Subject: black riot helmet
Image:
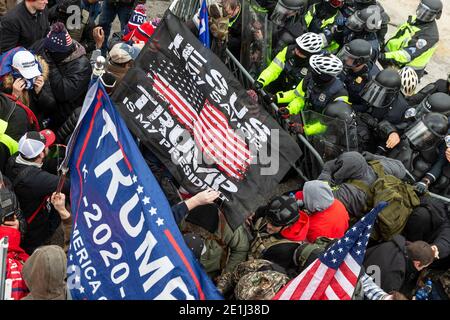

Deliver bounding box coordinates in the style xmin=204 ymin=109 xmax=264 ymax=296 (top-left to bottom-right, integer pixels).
xmin=337 ymin=39 xmax=373 ymax=68
xmin=416 ymin=0 xmax=443 ymax=22
xmin=323 ymin=101 xmax=357 ymax=126
xmin=417 ymin=92 xmax=450 ymax=117
xmin=405 ymin=112 xmax=448 ymax=151
xmin=266 ymin=195 xmax=300 ymax=227
xmin=346 ymin=5 xmax=383 ymax=33
xmin=361 ymin=68 xmax=401 ymax=108
xmin=270 ymin=0 xmax=308 ymax=26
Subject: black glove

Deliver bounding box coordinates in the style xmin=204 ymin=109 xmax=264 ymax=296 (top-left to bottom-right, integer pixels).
xmin=263 ymin=92 xmax=276 ymax=105
xmin=378 ymin=53 xmax=389 ymax=65
xmin=278 ymin=107 xmax=290 ymax=119
xmin=252 ymin=81 xmax=264 ymax=91
xmin=358 ymin=113 xmax=378 ymax=128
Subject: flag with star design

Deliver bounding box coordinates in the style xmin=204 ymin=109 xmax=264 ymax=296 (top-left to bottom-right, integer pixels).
xmin=273 ymin=202 xmax=388 ymax=300
xmin=112 ymin=10 xmax=302 ymax=231
xmin=65 ymin=81 xmax=222 ymax=300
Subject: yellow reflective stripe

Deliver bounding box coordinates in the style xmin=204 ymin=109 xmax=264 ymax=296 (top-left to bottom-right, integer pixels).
xmin=335 ymin=96 xmax=350 ymax=104
xmin=273 ymin=57 xmax=285 ymax=69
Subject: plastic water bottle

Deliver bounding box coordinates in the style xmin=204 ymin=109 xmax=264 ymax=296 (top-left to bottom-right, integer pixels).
xmin=415 ymin=279 xmax=433 ymax=300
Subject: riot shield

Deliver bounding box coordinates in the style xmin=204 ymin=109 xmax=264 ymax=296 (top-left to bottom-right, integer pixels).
xmin=302 ymin=110 xmax=358 ymax=162
xmin=240 ymin=0 xmax=274 ymax=79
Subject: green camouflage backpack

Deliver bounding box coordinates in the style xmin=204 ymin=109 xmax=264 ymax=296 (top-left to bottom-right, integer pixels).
xmin=293 ymin=237 xmax=335 ymax=272
xmin=348 ymin=160 xmax=420 ymax=242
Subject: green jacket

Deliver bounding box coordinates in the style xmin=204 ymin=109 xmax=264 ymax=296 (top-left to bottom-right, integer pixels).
xmin=385 ymin=16 xmax=439 ymax=71
xmin=182 ymin=218 xmax=250 ymax=277
xmin=304 ymin=3 xmax=341 ymax=53
xmin=0 ymin=118 xmax=18 ymax=156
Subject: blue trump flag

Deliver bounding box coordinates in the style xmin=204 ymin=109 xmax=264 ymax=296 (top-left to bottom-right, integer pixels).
xmin=199 ymin=0 xmax=210 ymax=47
xmin=66 ymin=81 xmax=222 ymax=300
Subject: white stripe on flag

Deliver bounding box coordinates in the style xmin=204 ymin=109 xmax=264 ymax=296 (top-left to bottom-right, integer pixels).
xmin=325 ymin=286 xmax=340 ymax=300
xmin=335 ymin=269 xmax=356 ymax=298
xmin=299 ymin=263 xmax=329 ymax=300
xmin=278 ymin=259 xmax=318 ymax=300
xmin=344 ymin=255 xmax=361 ymax=277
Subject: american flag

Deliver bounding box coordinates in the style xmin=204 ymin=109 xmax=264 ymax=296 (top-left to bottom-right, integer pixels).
xmin=273 ymin=202 xmax=388 ymax=300
xmin=151 ymin=59 xmax=252 ymax=180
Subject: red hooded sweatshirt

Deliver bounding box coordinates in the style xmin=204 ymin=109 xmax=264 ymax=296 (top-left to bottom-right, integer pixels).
xmin=0 ymin=226 xmax=29 ymax=300
xmin=295 ymin=191 xmax=349 ymax=242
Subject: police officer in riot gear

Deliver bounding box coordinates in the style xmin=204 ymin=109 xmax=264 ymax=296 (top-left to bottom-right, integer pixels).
xmin=303 ymin=0 xmax=346 ymax=53
xmin=380 ymin=0 xmax=442 ymax=78
xmin=388 ymin=113 xmax=448 ymax=193
xmin=304 ymin=101 xmax=359 ymax=160
xmin=339 ymin=5 xmax=382 ymax=61
xmin=404 ymin=92 xmax=450 ymax=123
xmin=270 ymin=0 xmax=310 ymax=53
xmin=274 ymin=53 xmax=349 ymax=116
xmin=357 ymin=68 xmax=410 ymax=153
xmin=337 ymin=39 xmax=380 ymax=106
xmin=408 ymin=73 xmax=450 ymax=106
xmin=254 ymin=32 xmax=323 ymax=96
xmin=341 ymin=0 xmax=390 ymax=45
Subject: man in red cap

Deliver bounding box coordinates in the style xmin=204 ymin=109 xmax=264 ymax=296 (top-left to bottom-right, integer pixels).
xmin=5 ymin=129 xmax=70 ymax=255
xmin=0 ymin=0 xmax=50 ymax=53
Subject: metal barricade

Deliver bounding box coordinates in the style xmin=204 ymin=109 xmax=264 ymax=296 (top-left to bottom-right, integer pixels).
xmin=0 ymin=237 xmax=8 ymax=300
xmin=170 ymin=0 xmax=201 ymax=21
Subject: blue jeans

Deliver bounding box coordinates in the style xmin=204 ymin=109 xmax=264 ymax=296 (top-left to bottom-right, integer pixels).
xmin=99 ymin=1 xmax=133 ymax=53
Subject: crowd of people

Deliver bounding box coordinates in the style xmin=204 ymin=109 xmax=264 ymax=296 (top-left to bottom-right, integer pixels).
xmin=0 ymin=0 xmax=449 ymax=301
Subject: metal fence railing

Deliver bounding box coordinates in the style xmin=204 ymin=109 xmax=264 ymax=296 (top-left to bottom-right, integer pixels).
xmin=0 ymin=237 xmax=8 ymax=300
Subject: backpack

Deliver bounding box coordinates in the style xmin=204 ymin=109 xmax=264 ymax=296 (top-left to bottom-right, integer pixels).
xmin=293 ymin=237 xmax=335 ymax=272
xmin=348 ymin=160 xmax=420 ymax=242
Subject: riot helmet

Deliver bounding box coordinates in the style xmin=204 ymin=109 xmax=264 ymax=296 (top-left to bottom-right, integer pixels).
xmin=323 ymin=101 xmax=357 ymax=126
xmin=416 ymin=0 xmax=443 ymax=22
xmin=266 ymin=195 xmax=300 ymax=227
xmin=346 ymin=5 xmax=382 ymax=33
xmin=415 ymin=92 xmax=450 ymax=118
xmin=361 ymin=68 xmax=401 ymax=108
xmin=337 ymin=39 xmax=373 ymax=68
xmin=405 ymin=112 xmax=448 ymax=151
xmin=270 ymin=0 xmax=308 ymax=26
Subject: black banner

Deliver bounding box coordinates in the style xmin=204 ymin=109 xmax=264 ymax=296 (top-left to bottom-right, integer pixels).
xmin=112 ymin=10 xmax=302 ymax=230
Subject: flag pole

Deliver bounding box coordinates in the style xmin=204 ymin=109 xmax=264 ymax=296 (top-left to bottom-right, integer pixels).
xmin=55 ymin=58 xmax=106 ymax=193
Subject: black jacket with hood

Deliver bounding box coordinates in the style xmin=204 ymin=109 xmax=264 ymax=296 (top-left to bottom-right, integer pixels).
xmin=0 ymin=1 xmax=50 ymax=53
xmin=363 ymin=235 xmax=419 ymax=296
xmin=5 ymin=155 xmax=70 ymax=254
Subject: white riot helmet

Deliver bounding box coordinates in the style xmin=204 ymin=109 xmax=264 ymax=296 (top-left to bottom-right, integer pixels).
xmin=399 ymin=67 xmax=419 ymax=97
xmin=309 ymin=54 xmax=343 ymax=76
xmin=295 ymin=32 xmax=324 ymax=55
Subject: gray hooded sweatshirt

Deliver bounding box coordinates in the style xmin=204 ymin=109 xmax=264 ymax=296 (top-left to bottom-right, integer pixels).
xmin=21 ymin=245 xmax=67 ymax=300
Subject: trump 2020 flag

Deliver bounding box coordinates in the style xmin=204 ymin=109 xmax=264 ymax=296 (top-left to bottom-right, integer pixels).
xmin=66 ymin=81 xmax=222 ymax=300
xmin=273 ymin=202 xmax=388 ymax=300
xmin=199 ymin=0 xmax=210 ymax=47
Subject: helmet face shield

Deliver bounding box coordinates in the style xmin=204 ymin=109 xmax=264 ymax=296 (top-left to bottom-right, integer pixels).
xmin=405 ymin=120 xmax=439 ymax=151
xmin=346 ymin=13 xmax=365 ymax=32
xmin=416 ymin=2 xmax=439 ymax=22
xmin=337 ymin=46 xmax=368 ymax=68
xmin=270 ymin=2 xmax=300 ymax=26
xmin=361 ymin=80 xmax=398 ymax=108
